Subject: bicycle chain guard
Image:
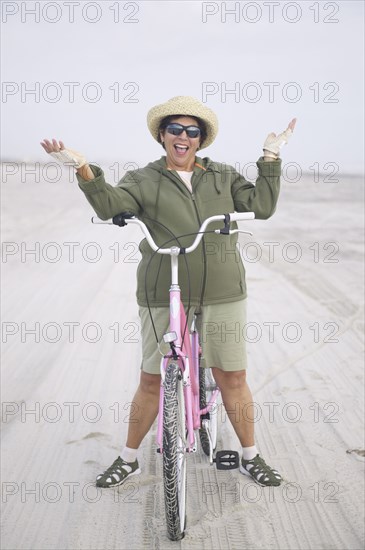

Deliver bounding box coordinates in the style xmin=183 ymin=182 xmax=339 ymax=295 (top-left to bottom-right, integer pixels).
xmin=213 ymin=450 xmax=240 ymax=470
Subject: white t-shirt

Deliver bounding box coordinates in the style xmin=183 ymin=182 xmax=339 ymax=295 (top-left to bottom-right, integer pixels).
xmin=176 ymin=170 xmax=193 ymax=193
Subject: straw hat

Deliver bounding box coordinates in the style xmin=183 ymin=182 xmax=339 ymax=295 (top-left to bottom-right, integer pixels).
xmin=147 ymin=96 xmax=218 ymax=149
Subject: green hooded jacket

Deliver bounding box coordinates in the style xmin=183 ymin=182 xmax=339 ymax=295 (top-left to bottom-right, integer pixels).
xmin=77 ymin=156 xmax=281 ymax=307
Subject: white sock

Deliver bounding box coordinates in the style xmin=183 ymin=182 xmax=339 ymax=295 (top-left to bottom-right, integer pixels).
xmin=121 ymin=446 xmax=138 ymax=463
xmin=242 ymin=445 xmax=258 ymax=461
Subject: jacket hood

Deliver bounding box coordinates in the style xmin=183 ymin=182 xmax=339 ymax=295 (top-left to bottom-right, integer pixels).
xmin=145 ymin=156 xmax=222 ymax=194
xmin=144 ymin=155 xmax=212 ymax=172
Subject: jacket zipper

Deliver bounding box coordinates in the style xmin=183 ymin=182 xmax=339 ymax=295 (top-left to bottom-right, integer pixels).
xmin=190 ymin=175 xmax=208 ymax=308
xmin=163 ymin=165 xmax=209 ymax=306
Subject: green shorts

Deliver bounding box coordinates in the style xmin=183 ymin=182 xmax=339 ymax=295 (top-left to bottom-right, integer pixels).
xmin=139 ymin=300 xmax=248 ymax=375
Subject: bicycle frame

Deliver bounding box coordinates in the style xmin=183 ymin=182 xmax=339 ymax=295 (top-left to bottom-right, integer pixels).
xmin=156 ymin=291 xmax=220 ymax=452
xmin=156 ymin=296 xmax=199 ymax=452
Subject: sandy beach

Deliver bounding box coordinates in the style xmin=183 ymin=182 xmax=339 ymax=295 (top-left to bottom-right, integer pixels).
xmin=1 ymin=165 xmax=364 ymax=549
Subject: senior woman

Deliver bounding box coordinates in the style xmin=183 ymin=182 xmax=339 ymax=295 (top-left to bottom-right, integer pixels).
xmin=41 ymin=96 xmax=296 ymax=489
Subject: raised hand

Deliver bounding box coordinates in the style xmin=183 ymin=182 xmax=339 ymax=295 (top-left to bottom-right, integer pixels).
xmin=40 ymin=139 xmax=87 ymax=169
xmin=263 ymin=118 xmax=297 ymax=159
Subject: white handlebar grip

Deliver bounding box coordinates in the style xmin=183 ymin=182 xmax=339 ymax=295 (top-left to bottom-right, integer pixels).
xmin=91 ymin=216 xmax=111 ymax=224
xmin=229 ymin=212 xmax=255 ymax=222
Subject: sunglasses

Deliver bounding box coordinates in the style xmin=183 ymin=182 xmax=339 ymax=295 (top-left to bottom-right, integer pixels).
xmin=165 ymin=123 xmax=201 ymax=139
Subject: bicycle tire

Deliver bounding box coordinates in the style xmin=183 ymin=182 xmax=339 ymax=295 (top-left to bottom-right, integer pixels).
xmin=199 ymin=367 xmax=218 ymax=459
xmin=162 ymin=362 xmax=187 ymax=541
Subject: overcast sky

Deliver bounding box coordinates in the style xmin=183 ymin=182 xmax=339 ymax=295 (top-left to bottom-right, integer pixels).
xmin=1 ymin=0 xmax=364 ymax=174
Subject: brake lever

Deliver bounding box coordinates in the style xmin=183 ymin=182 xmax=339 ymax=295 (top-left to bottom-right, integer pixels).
xmin=230 ymin=229 xmax=253 ymax=236
xmin=214 ymin=229 xmax=253 ymax=236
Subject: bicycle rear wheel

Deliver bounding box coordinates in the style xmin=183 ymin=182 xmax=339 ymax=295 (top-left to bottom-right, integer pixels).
xmin=199 ymin=367 xmax=218 ymax=462
xmin=162 ymin=362 xmax=187 ymax=541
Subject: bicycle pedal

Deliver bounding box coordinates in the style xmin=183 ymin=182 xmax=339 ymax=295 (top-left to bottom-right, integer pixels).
xmin=213 ymin=450 xmax=239 ymax=470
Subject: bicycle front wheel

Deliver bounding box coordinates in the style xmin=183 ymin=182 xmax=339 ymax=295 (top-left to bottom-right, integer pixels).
xmin=162 ymin=362 xmax=187 ymax=541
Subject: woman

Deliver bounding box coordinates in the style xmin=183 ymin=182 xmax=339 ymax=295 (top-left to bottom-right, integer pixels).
xmin=41 ymin=96 xmax=296 ymax=488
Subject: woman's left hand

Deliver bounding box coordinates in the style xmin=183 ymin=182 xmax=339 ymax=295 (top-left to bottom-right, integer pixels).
xmin=263 ymin=118 xmax=297 ymax=159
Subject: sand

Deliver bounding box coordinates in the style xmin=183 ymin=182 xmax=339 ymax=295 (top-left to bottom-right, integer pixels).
xmin=1 ymin=165 xmax=364 ymax=549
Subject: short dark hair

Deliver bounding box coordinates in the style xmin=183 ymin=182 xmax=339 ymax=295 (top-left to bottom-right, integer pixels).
xmin=158 ymin=115 xmax=207 ymax=149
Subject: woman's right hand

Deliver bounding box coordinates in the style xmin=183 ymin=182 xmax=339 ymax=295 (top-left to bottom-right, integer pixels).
xmin=40 ymin=138 xmax=95 ymax=181
xmin=40 ymin=138 xmax=87 ymax=169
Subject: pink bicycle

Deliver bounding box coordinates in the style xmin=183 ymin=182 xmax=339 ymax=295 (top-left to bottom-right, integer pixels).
xmin=93 ymin=211 xmax=255 ymax=541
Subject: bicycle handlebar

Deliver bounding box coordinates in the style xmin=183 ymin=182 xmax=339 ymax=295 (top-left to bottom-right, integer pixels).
xmin=228 ymin=212 xmax=254 ymax=222
xmin=91 ymin=212 xmax=255 ymax=255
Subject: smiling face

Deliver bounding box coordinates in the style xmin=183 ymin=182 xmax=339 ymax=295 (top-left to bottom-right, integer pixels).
xmin=159 ymin=116 xmax=202 ymax=171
